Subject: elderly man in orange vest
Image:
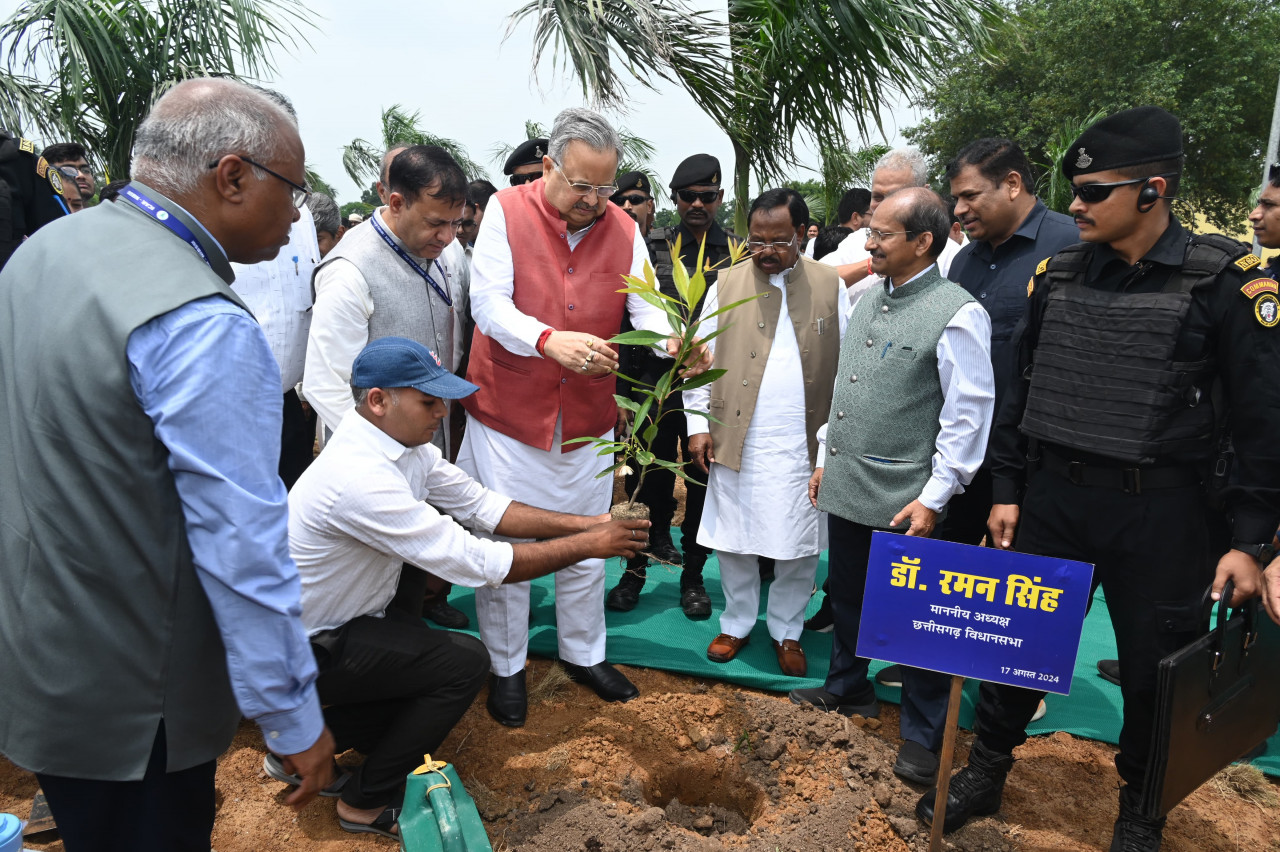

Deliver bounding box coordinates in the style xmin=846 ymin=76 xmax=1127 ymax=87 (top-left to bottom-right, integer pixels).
xmin=458 ymin=107 xmax=707 ymax=727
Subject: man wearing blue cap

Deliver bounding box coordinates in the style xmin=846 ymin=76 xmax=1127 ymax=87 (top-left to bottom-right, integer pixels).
xmin=282 ymin=336 xmax=649 ymax=838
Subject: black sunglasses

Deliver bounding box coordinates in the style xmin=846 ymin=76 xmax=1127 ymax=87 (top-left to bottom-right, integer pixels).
xmin=509 ymin=172 xmax=539 ymax=187
xmin=676 ymin=189 xmax=719 ymax=204
xmin=1069 ymin=173 xmax=1175 ymax=204
xmin=614 ymin=193 xmax=651 ymax=206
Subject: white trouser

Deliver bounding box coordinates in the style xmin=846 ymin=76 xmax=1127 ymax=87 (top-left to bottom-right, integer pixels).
xmin=717 ymin=551 xmax=820 ymax=643
xmin=457 ymin=416 xmax=611 ymax=677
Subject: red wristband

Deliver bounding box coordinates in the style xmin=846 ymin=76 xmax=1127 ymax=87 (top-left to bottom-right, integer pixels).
xmin=535 ymin=327 xmax=553 ymax=356
xmin=866 ymin=258 xmax=873 ymax=277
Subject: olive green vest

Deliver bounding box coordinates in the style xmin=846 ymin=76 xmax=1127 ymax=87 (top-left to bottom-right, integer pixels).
xmin=0 ymin=184 xmax=247 ymax=780
xmin=817 ymin=266 xmax=975 ymax=526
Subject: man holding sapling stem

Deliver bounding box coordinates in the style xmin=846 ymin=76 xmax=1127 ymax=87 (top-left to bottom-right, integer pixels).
xmin=458 ymin=107 xmax=710 ymax=727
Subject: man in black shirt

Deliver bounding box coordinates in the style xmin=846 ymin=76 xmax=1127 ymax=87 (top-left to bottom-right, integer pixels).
xmin=0 ymin=131 xmax=68 ymax=270
xmin=916 ymin=107 xmax=1280 ymax=852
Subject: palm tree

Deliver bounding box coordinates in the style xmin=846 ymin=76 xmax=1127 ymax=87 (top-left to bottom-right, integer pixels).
xmin=0 ymin=0 xmax=313 ymax=181
xmin=509 ymin=0 xmax=1005 ymax=233
xmin=491 ymin=118 xmax=661 ymax=187
xmin=342 ymin=105 xmax=488 ymax=188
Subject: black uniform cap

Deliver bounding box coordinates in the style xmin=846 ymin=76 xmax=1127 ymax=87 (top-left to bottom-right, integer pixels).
xmin=1062 ymin=106 xmax=1183 ymax=179
xmin=614 ymin=171 xmax=652 ymax=197
xmin=669 ymin=154 xmax=721 ymax=190
xmin=503 ymin=138 xmax=549 ymax=176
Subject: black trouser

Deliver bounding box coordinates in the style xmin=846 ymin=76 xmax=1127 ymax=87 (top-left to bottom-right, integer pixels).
xmin=933 ymin=465 xmax=993 ymax=546
xmin=971 ymin=466 xmax=1213 ymax=790
xmin=36 ymin=721 xmax=216 ymax=852
xmin=824 ymin=515 xmax=952 ymax=750
xmin=623 ymin=386 xmax=710 ymax=578
xmin=313 ymin=584 xmax=489 ymax=809
xmin=279 ymin=388 xmax=318 ymax=489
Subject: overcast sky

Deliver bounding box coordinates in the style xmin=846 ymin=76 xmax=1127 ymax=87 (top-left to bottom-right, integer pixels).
xmin=1 ymin=0 xmax=922 ymax=207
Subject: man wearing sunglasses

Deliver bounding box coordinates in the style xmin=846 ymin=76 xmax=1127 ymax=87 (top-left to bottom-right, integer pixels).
xmin=606 ymin=155 xmax=742 ymax=620
xmin=503 ymin=137 xmax=549 ymax=188
xmin=918 ymin=107 xmax=1280 ymax=852
xmin=42 ymin=141 xmax=96 ymax=202
xmin=459 ymin=108 xmax=706 ymax=726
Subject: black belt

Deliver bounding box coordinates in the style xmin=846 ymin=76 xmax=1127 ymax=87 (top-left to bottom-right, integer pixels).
xmin=1036 ymin=446 xmax=1201 ymax=494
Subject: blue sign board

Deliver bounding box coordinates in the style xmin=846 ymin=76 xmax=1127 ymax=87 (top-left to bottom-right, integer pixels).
xmin=856 ymin=533 xmax=1094 ymax=694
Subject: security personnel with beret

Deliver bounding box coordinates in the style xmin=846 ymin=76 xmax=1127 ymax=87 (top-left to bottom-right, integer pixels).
xmin=916 ymin=106 xmax=1280 ymax=851
xmin=502 ymin=137 xmax=549 ymax=187
xmin=0 ymin=130 xmax=69 ymax=271
xmin=605 ymin=154 xmax=742 ymax=619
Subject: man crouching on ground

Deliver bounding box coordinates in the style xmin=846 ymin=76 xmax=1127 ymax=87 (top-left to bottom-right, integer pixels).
xmin=274 ymin=336 xmax=650 ymax=838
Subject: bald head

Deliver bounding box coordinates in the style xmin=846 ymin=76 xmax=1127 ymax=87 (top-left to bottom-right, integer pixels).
xmin=378 ymin=146 xmax=409 ymax=205
xmin=880 ymin=188 xmax=950 ymax=259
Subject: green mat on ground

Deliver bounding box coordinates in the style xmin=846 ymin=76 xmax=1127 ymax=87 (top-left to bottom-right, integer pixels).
xmin=448 ymin=531 xmax=1279 ymax=778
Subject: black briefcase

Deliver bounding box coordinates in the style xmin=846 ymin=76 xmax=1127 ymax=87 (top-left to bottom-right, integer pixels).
xmin=1142 ymin=580 xmax=1280 ymax=818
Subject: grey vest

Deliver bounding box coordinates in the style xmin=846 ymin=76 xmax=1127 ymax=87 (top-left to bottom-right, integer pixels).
xmin=818 ymin=266 xmax=975 ymax=527
xmin=0 ymin=184 xmax=248 ymax=779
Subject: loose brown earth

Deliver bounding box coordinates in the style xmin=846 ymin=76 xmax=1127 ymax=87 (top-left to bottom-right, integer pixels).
xmin=3 ymin=661 xmax=1278 ymax=851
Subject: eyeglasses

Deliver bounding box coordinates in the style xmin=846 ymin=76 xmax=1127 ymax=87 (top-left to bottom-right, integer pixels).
xmin=867 ymin=229 xmax=916 ymax=242
xmin=1069 ymin=174 xmax=1176 ymax=204
xmin=746 ymin=235 xmax=797 ymax=252
xmin=551 ymin=161 xmax=617 ymax=198
xmin=509 ymin=172 xmax=539 ymax=187
xmin=208 ymin=154 xmax=310 ymax=208
xmin=56 ymin=165 xmax=81 ymax=180
xmin=615 ymin=194 xmax=651 ymax=206
xmin=676 ymin=189 xmax=719 ymax=205
xmin=58 ymin=163 xmax=93 ymax=177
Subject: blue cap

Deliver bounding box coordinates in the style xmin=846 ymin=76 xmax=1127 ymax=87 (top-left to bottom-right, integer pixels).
xmin=351 ymin=337 xmax=480 ymax=400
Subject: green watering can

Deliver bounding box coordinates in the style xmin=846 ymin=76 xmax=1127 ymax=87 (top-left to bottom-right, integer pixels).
xmin=399 ymin=755 xmax=492 ymax=852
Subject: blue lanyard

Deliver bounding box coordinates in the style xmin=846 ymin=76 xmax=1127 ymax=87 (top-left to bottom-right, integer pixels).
xmin=370 ymin=214 xmax=452 ymax=307
xmin=120 ymin=184 xmax=212 ymax=266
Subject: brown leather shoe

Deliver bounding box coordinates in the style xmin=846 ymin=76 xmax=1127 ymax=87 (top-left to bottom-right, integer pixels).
xmin=773 ymin=639 xmax=807 ymax=677
xmin=706 ymin=633 xmax=749 ymax=662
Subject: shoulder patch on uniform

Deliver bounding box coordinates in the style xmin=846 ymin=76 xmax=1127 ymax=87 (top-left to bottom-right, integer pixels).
xmin=47 ymin=168 xmax=63 ymax=196
xmin=1035 ymin=256 xmax=1050 ymax=276
xmin=1255 ymin=293 xmax=1280 ymax=327
xmin=1241 ymin=277 xmax=1278 ymax=299
xmin=18 ymin=138 xmax=34 ymax=154
xmin=1026 ymin=276 xmax=1035 ymax=297
xmin=35 ymin=155 xmax=48 ymax=178
xmin=1234 ymin=253 xmax=1262 ymax=272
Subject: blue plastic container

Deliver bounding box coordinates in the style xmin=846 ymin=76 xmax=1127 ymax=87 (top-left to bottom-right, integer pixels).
xmin=0 ymin=813 xmax=22 ymax=852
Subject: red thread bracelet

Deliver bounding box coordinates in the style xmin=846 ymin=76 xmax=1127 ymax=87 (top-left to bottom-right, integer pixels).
xmin=866 ymin=258 xmax=873 ymax=277
xmin=535 ymin=328 xmax=553 ymax=356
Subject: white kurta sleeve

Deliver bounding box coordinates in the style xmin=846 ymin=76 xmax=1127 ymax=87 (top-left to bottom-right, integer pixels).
xmin=469 ymin=200 xmax=550 ymax=357
xmin=304 ymin=259 xmax=374 ymax=433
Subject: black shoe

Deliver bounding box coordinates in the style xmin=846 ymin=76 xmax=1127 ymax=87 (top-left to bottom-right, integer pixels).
xmin=606 ymin=567 xmax=645 ymax=612
xmin=561 ymin=661 xmax=639 ymax=702
xmin=787 ymin=687 xmax=879 ymax=718
xmin=679 ymin=581 xmax=711 ymax=619
xmin=915 ymin=741 xmax=1014 ymax=833
xmin=803 ymin=596 xmax=834 ymax=632
xmin=423 ymin=600 xmax=470 ymax=629
xmin=486 ymin=671 xmax=527 ymax=727
xmin=875 ymin=664 xmax=904 ymax=688
xmin=758 ymin=556 xmax=775 ymax=583
xmin=1110 ymin=786 xmax=1165 ymax=851
xmin=648 ymin=533 xmax=682 ymax=565
xmin=894 ymin=740 xmax=940 ymax=785
xmin=1098 ymin=658 xmax=1121 ymax=686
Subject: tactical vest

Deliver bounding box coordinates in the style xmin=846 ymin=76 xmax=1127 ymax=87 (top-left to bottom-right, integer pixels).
xmin=1020 ymin=234 xmax=1246 ymax=465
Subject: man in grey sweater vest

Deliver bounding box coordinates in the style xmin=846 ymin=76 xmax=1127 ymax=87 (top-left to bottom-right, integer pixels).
xmin=791 ymin=188 xmax=995 ymax=787
xmin=0 ymin=78 xmax=334 ymax=850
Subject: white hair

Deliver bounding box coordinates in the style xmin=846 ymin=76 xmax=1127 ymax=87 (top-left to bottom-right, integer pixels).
xmin=132 ymin=78 xmax=297 ymax=195
xmin=547 ymin=107 xmax=620 ymax=165
xmin=874 ymin=147 xmax=929 ymax=187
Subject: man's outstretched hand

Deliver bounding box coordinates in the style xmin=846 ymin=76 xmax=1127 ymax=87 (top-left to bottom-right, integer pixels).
xmin=279 ymin=726 xmax=336 ymax=808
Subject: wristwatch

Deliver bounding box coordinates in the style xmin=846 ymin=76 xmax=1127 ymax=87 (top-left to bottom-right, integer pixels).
xmin=1230 ymin=539 xmax=1277 ymax=566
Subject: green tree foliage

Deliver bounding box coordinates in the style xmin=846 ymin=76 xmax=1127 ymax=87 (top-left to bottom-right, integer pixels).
xmin=343 ymin=105 xmax=488 ymax=187
xmin=340 ymin=200 xmax=373 ymax=219
xmin=905 ymin=0 xmax=1280 ymax=229
xmin=306 ymin=165 xmax=337 ymax=201
xmin=0 ymin=0 xmax=312 ymax=182
xmin=510 ymin=0 xmax=1004 ymax=234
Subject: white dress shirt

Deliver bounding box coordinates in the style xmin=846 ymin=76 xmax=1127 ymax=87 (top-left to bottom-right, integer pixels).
xmin=815 ymin=264 xmax=994 ymax=513
xmin=304 ymin=208 xmax=465 ymax=434
xmin=229 ymin=205 xmax=319 ymax=391
xmin=823 ymin=229 xmax=967 ymax=313
xmin=289 ymin=410 xmax=514 ymax=635
xmin=684 ymin=265 xmax=851 ymax=558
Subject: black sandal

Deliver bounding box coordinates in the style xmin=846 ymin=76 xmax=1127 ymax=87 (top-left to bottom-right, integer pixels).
xmin=339 ymin=805 xmax=400 ymax=839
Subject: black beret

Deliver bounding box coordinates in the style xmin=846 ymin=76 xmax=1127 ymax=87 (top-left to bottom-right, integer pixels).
xmin=614 ymin=171 xmax=652 ymax=196
xmin=669 ymin=154 xmax=722 ymax=190
xmin=503 ymin=137 xmax=549 ymax=176
xmin=1062 ymin=106 xmax=1183 ymax=179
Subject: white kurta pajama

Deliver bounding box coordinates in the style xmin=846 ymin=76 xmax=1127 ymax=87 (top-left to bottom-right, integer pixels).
xmin=457 ymin=199 xmax=666 ymax=677
xmin=686 ymin=267 xmax=850 ymax=643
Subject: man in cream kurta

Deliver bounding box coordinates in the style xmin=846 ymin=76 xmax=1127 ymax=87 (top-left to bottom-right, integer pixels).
xmin=686 ymin=189 xmax=849 ymax=678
